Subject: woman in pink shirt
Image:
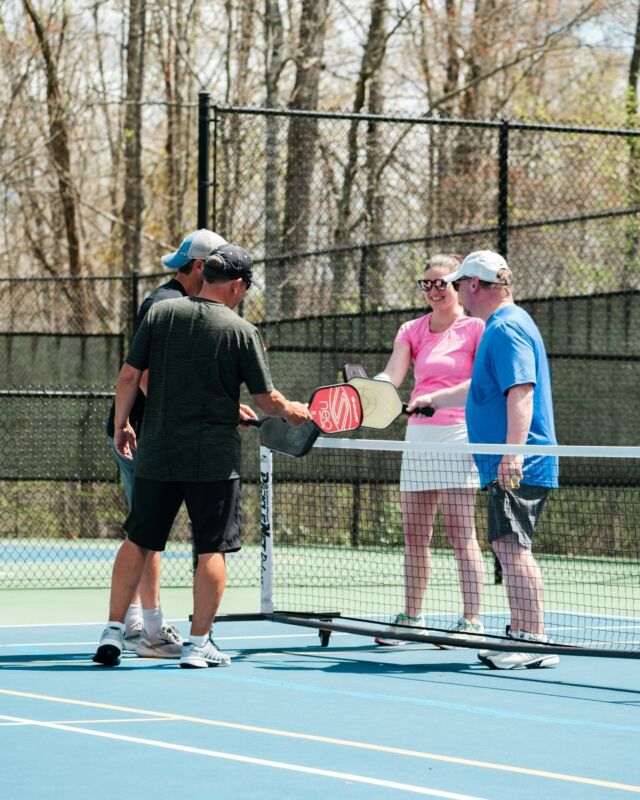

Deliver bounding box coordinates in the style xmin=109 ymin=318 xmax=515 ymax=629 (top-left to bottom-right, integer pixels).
xmin=375 ymin=253 xmax=486 ymax=646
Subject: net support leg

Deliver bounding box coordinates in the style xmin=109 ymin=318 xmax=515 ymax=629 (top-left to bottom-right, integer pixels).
xmin=260 ymin=445 xmax=274 ymax=614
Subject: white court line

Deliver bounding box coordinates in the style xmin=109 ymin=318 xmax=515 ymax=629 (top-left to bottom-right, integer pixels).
xmin=0 ymin=633 xmax=347 ymax=648
xmin=0 ymin=714 xmax=486 ymax=800
xmin=2 ymin=689 xmax=639 ymax=794
xmin=1 ymin=716 xmax=176 ymax=726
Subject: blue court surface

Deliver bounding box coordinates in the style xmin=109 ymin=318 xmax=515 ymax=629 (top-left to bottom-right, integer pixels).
xmin=1 ymin=618 xmax=639 ymax=800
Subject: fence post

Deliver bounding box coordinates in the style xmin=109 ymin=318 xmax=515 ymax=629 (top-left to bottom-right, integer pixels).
xmin=212 ymin=104 xmax=219 ymax=230
xmin=131 ymin=269 xmax=139 ymax=336
xmin=358 ymin=244 xmax=368 ymax=317
xmin=197 ymin=92 xmax=211 ymax=229
xmin=497 ymin=119 xmax=509 ymax=258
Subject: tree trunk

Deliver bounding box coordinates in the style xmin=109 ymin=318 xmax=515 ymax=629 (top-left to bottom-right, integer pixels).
xmin=219 ymin=0 xmax=255 ymax=239
xmin=264 ymin=0 xmax=285 ymax=320
xmin=280 ymin=0 xmax=329 ymax=317
xmin=332 ymin=0 xmax=389 ymax=312
xmin=157 ymin=0 xmax=197 ymax=244
xmin=122 ymin=0 xmax=146 ymax=301
xmin=625 ymin=0 xmax=640 ymax=288
xmin=22 ymin=0 xmax=86 ymax=329
xmin=364 ymin=0 xmax=388 ymax=309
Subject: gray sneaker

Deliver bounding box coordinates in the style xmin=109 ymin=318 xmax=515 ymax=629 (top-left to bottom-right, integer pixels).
xmin=124 ymin=620 xmax=143 ymax=651
xmin=437 ymin=617 xmax=485 ymax=650
xmin=374 ymin=614 xmax=424 ymax=646
xmin=180 ymin=637 xmax=231 ymax=668
xmin=134 ymin=624 xmax=185 ymax=659
xmin=93 ymin=625 xmax=125 ymax=667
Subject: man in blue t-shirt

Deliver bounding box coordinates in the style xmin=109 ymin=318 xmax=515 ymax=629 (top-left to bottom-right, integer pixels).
xmin=407 ymin=250 xmax=559 ymax=670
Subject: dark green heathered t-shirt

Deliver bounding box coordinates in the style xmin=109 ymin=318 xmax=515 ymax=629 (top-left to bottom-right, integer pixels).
xmin=126 ymin=296 xmax=273 ymax=481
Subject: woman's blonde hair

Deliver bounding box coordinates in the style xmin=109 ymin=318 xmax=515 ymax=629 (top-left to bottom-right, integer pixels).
xmin=427 ymin=253 xmax=462 ymax=273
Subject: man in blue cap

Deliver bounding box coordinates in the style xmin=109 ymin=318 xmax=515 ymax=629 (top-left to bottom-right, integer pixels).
xmin=106 ymin=229 xmax=257 ymax=660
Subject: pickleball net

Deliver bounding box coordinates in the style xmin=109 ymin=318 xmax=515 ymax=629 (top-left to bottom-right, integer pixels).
xmin=259 ymin=438 xmax=640 ymax=656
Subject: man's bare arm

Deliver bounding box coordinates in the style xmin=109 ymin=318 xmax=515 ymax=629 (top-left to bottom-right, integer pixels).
xmin=114 ymin=363 xmax=143 ymax=459
xmin=251 ymin=389 xmax=311 ymax=425
xmin=498 ymin=383 xmax=534 ymax=489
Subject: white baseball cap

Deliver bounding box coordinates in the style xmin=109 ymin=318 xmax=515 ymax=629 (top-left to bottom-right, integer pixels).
xmin=161 ymin=229 xmax=227 ymax=269
xmin=443 ymin=250 xmax=511 ymax=284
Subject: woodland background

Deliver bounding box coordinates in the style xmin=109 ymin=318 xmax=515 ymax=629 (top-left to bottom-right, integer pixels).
xmin=2 ymin=0 xmax=640 ymax=329
xmin=2 ymin=0 xmax=640 ymax=579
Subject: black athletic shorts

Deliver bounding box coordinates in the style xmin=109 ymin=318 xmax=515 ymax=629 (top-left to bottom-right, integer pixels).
xmin=485 ymin=481 xmax=550 ymax=548
xmin=125 ymin=476 xmax=242 ymax=554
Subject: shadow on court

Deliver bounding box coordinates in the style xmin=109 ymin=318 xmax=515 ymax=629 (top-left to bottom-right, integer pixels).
xmin=231 ymin=644 xmax=640 ymax=699
xmin=0 ymin=653 xmax=174 ymax=671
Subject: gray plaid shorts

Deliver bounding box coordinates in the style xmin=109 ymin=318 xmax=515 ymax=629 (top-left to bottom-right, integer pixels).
xmin=485 ymin=481 xmax=550 ymax=548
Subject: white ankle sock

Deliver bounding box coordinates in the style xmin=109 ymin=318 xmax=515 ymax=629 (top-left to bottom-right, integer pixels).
xmin=189 ymin=633 xmax=208 ymax=647
xmin=142 ymin=607 xmax=163 ymax=637
xmin=124 ymin=604 xmax=142 ymax=632
xmin=107 ymin=621 xmax=125 ymax=632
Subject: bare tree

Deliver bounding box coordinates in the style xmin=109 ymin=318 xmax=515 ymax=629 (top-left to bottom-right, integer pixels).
xmin=22 ymin=0 xmax=83 ymax=279
xmin=263 ymin=0 xmax=286 ymax=319
xmin=625 ymin=0 xmax=640 ymax=286
xmin=121 ymin=0 xmax=147 ymax=292
xmin=279 ymin=0 xmax=329 ymax=317
xmin=91 ymin=2 xmax=124 ymax=245
xmin=218 ymin=0 xmax=256 ymax=239
xmin=332 ymin=0 xmax=391 ymax=311
xmin=20 ymin=0 xmax=91 ymax=330
xmin=363 ymin=0 xmax=389 ymax=308
xmin=151 ymin=1 xmax=200 ymax=244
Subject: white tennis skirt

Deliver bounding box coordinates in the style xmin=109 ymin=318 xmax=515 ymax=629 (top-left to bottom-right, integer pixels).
xmin=400 ymin=423 xmax=480 ymax=492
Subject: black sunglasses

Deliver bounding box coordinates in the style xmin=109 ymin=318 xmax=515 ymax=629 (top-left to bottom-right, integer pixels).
xmin=451 ymin=277 xmax=471 ymax=291
xmin=417 ymin=278 xmax=448 ymax=292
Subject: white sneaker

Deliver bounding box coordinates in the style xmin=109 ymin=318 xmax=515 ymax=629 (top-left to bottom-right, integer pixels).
xmin=478 ymin=625 xmax=513 ymax=660
xmin=478 ymin=630 xmax=560 ymax=670
xmin=437 ymin=617 xmax=485 ymax=650
xmin=180 ymin=638 xmax=231 ymax=668
xmin=92 ymin=625 xmax=125 ymax=667
xmin=374 ymin=614 xmax=424 ymax=646
xmin=134 ymin=624 xmax=185 ymax=659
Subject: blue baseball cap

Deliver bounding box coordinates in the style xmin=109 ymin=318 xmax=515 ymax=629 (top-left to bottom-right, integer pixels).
xmin=161 ymin=229 xmax=227 ymax=269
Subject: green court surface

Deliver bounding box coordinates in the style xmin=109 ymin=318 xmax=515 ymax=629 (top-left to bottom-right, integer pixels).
xmin=0 ymin=586 xmax=260 ymax=626
xmin=2 ymin=541 xmax=638 ymax=652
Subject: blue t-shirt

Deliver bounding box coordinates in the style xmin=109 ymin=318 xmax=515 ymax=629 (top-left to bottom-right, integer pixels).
xmin=466 ymin=305 xmax=558 ymax=488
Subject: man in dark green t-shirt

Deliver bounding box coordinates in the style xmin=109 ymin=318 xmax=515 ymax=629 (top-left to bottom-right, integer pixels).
xmin=105 ymin=227 xmax=228 ymax=659
xmin=93 ymin=244 xmax=310 ymax=669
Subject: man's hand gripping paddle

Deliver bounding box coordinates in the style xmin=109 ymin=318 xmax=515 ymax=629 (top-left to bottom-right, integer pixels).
xmin=246 ymin=383 xmax=363 ymax=457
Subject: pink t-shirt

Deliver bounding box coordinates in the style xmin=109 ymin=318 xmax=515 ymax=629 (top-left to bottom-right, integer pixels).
xmin=395 ymin=313 xmax=485 ymax=426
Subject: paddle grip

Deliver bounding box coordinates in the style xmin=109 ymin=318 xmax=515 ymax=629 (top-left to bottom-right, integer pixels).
xmin=402 ymin=403 xmax=435 ymax=418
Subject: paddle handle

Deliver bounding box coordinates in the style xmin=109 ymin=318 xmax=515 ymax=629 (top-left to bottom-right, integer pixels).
xmin=402 ymin=403 xmax=435 ymax=418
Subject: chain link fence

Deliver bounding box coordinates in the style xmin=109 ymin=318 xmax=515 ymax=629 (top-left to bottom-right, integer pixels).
xmin=209 ymin=105 xmax=640 ymax=320
xmin=2 ymin=105 xmax=640 ymax=589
